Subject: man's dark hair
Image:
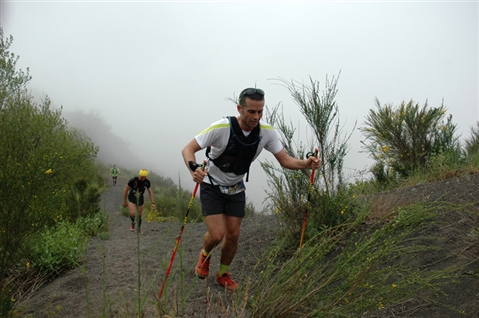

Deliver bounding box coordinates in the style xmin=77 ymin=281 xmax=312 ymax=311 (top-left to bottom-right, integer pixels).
xmin=239 ymin=88 xmax=265 ymax=107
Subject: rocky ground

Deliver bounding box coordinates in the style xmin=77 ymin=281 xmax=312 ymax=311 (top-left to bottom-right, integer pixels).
xmin=16 ymin=174 xmax=479 ymax=317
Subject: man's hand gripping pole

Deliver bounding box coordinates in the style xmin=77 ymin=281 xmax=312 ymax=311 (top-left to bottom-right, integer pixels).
xmin=298 ymin=148 xmax=319 ymax=254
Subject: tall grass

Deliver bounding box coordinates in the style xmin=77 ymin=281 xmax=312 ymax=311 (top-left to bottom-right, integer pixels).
xmin=240 ymin=200 xmax=466 ymax=317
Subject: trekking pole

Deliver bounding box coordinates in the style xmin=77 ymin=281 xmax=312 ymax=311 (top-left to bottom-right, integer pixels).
xmin=298 ymin=148 xmax=319 ymax=256
xmin=158 ymin=160 xmax=206 ymax=300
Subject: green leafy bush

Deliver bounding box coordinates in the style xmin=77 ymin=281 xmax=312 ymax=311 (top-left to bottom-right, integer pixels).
xmin=26 ymin=211 xmax=108 ymax=274
xmin=360 ymin=98 xmax=460 ymax=178
xmin=65 ymin=178 xmax=101 ymax=220
xmin=28 ymin=222 xmax=88 ymax=273
xmin=75 ymin=210 xmax=109 ymax=237
xmin=0 ymin=29 xmax=99 ymax=284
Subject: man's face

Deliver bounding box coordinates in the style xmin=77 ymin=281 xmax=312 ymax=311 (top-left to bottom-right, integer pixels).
xmin=138 ymin=176 xmax=147 ymax=181
xmin=237 ymin=97 xmax=264 ymax=131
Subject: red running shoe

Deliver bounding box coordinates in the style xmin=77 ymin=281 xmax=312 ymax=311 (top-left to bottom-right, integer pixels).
xmin=216 ymin=272 xmax=239 ymax=293
xmin=195 ymin=250 xmax=210 ymax=279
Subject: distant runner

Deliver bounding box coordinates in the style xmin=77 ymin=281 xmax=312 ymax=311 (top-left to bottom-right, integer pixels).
xmin=122 ymin=169 xmax=156 ymax=234
xmin=110 ymin=164 xmax=120 ymax=186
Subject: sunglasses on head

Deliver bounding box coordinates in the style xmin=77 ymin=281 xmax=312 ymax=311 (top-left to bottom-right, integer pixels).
xmin=239 ymin=88 xmax=265 ymax=99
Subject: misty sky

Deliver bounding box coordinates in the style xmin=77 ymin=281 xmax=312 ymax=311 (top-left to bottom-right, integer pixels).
xmin=1 ymin=1 xmax=478 ymax=210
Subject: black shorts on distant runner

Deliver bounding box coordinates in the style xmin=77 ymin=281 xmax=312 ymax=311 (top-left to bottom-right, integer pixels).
xmin=200 ymin=182 xmax=245 ymax=218
xmin=128 ymin=195 xmax=145 ymax=206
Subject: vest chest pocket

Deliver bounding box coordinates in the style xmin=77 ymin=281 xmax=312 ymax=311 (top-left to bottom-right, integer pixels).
xmin=217 ymin=155 xmax=235 ymax=172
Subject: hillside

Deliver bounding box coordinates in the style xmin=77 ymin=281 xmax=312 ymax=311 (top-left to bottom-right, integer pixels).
xmin=16 ymin=174 xmax=479 ymax=317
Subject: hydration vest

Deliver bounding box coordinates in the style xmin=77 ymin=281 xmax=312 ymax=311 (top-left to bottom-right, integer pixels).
xmin=129 ymin=177 xmax=149 ymax=196
xmin=206 ymin=116 xmax=261 ymax=181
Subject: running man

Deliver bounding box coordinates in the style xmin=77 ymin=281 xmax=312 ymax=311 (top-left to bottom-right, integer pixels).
xmin=122 ymin=169 xmax=156 ymax=234
xmin=110 ymin=164 xmax=120 ymax=186
xmin=181 ymin=87 xmax=320 ymax=292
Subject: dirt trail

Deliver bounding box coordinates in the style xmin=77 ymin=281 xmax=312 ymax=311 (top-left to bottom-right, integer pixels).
xmin=18 ymin=178 xmax=278 ymax=317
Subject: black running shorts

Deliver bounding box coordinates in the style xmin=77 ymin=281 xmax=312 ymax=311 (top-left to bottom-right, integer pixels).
xmin=128 ymin=195 xmax=144 ymax=206
xmin=199 ymin=182 xmax=245 ymax=218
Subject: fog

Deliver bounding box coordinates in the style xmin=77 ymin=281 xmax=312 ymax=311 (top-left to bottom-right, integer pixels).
xmin=2 ymin=1 xmax=478 ymax=210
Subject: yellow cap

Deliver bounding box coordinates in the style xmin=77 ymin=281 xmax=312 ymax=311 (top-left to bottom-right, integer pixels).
xmin=139 ymin=169 xmax=148 ymax=177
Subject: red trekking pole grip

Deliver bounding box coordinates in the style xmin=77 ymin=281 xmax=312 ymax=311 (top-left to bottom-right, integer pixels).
xmin=158 ymin=160 xmax=206 ymax=299
xmin=299 ymin=148 xmax=319 ymax=254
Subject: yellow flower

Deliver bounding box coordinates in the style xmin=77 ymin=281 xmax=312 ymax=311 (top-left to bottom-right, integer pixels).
xmin=26 ymin=262 xmax=30 ymax=268
xmin=45 ymin=169 xmax=53 ymax=174
xmin=341 ymin=210 xmax=345 ymax=215
xmin=392 ymin=284 xmax=397 ymax=288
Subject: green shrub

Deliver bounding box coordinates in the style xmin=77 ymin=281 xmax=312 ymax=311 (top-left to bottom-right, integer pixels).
xmin=308 ymin=188 xmax=361 ymax=231
xmin=263 ymin=75 xmax=356 ymax=246
xmin=26 ymin=211 xmax=107 ymax=274
xmin=28 ymin=222 xmax=88 ymax=273
xmin=360 ymin=98 xmax=460 ymax=178
xmin=65 ymin=179 xmax=101 ymax=220
xmin=0 ymin=29 xmax=100 ymax=282
xmin=75 ymin=210 xmax=109 ymax=237
xmin=408 ymin=148 xmax=464 ymax=183
xmin=370 ymin=161 xmax=399 ymax=189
